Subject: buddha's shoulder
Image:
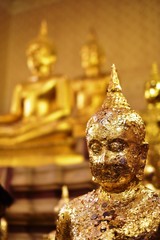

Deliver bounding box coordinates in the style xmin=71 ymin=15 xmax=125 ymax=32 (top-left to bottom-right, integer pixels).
xmin=59 ymin=189 xmax=97 ymax=214
xmin=137 ymin=185 xmax=160 ymax=210
xmin=139 ymin=185 xmax=160 ymax=198
xmin=70 ymin=189 xmax=97 ymax=204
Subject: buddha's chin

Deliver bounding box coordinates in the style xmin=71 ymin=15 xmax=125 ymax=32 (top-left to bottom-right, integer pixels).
xmin=94 ymin=175 xmax=133 ymax=192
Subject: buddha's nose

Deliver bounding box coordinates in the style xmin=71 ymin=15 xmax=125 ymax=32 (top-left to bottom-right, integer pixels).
xmin=98 ymin=152 xmax=113 ymax=165
xmin=98 ymin=152 xmax=106 ymax=164
xmin=102 ymin=150 xmax=115 ymax=163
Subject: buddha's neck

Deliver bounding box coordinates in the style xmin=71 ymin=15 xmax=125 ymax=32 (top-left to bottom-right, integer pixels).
xmin=98 ymin=181 xmax=142 ymax=202
xmin=30 ymin=72 xmax=52 ymax=82
xmin=38 ymin=66 xmax=53 ymax=78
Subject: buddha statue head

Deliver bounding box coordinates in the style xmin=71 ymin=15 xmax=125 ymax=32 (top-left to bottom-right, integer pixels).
xmin=26 ymin=20 xmax=57 ymax=78
xmin=81 ymin=29 xmax=105 ymax=77
xmin=145 ymin=63 xmax=160 ymax=107
xmin=86 ymin=65 xmax=148 ymax=193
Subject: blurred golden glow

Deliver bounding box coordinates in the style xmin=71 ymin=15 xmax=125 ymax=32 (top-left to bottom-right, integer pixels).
xmin=26 ymin=20 xmax=57 ymax=78
xmin=81 ymin=29 xmax=105 ymax=77
xmin=142 ymin=63 xmax=160 ymax=190
xmin=0 ymin=218 xmax=7 ymax=240
xmin=71 ymin=30 xmax=109 ymax=137
xmin=0 ymin=21 xmax=83 ymax=166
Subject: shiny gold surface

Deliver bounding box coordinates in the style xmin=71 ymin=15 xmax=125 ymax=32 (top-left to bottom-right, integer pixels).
xmin=71 ymin=30 xmax=109 ymax=137
xmin=55 ymin=65 xmax=160 ymax=239
xmin=0 ymin=21 xmax=83 ymax=166
xmin=142 ymin=63 xmax=160 ymax=189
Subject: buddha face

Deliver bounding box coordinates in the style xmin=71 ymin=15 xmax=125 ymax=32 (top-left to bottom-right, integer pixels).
xmin=86 ymin=110 xmax=148 ymax=192
xmin=81 ymin=43 xmax=104 ymax=77
xmin=81 ymin=45 xmax=99 ymax=69
xmin=27 ymin=42 xmax=56 ymax=77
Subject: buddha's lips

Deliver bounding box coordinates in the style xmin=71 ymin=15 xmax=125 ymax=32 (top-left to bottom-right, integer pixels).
xmin=92 ymin=163 xmax=131 ymax=181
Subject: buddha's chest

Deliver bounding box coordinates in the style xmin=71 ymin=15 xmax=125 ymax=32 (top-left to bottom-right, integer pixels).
xmin=70 ymin=201 xmax=159 ymax=240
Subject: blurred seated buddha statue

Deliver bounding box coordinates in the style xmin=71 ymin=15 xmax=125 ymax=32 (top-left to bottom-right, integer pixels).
xmin=71 ymin=29 xmax=110 ymax=138
xmin=0 ymin=21 xmax=71 ymax=144
xmin=0 ymin=21 xmax=83 ymax=165
xmin=55 ymin=65 xmax=160 ymax=240
xmin=142 ymin=63 xmax=160 ymax=189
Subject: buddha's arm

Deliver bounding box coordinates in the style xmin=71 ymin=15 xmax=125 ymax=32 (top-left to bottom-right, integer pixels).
xmin=55 ymin=208 xmax=71 ymax=240
xmin=11 ymin=110 xmax=71 ymax=144
xmin=0 ymin=84 xmax=23 ymax=124
xmin=10 ymin=84 xmax=23 ymax=116
xmin=11 ymin=77 xmax=72 ymax=134
xmin=0 ymin=107 xmax=70 ymax=139
xmin=56 ymin=77 xmax=72 ymax=113
xmin=0 ymin=77 xmax=72 ymax=142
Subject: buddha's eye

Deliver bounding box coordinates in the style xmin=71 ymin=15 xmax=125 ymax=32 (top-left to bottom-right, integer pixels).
xmin=89 ymin=140 xmax=102 ymax=155
xmin=108 ymin=138 xmax=128 ymax=152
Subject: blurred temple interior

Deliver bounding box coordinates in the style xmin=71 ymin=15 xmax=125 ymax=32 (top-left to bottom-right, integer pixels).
xmin=0 ymin=0 xmax=160 ymax=239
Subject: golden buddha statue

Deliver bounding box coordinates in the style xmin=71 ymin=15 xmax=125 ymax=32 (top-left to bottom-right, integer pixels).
xmin=55 ymin=65 xmax=160 ymax=239
xmin=142 ymin=63 xmax=160 ymax=189
xmin=0 ymin=21 xmax=82 ymax=166
xmin=0 ymin=20 xmax=71 ymax=143
xmin=71 ymin=29 xmax=110 ymax=138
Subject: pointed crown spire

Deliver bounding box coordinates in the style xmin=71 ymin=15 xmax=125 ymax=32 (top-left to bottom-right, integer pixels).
xmin=39 ymin=20 xmax=48 ymax=38
xmin=102 ymin=64 xmax=130 ymax=110
xmin=151 ymin=62 xmax=159 ymax=83
xmin=27 ymin=20 xmax=55 ymax=51
xmin=86 ymin=65 xmax=146 ymax=144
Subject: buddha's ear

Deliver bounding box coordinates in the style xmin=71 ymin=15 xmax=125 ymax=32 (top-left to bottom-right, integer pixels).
xmin=136 ymin=143 xmax=148 ymax=181
xmin=140 ymin=142 xmax=149 ymax=160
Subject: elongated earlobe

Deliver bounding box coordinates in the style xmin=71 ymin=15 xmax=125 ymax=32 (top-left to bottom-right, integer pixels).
xmin=136 ymin=143 xmax=148 ymax=181
xmin=141 ymin=143 xmax=149 ymax=160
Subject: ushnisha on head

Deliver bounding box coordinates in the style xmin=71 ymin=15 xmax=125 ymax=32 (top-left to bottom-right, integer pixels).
xmin=86 ymin=65 xmax=148 ymax=193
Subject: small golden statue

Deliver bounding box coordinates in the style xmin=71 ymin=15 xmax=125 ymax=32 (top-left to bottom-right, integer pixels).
xmin=54 ymin=185 xmax=69 ymax=214
xmin=0 ymin=21 xmax=82 ymax=166
xmin=71 ymin=29 xmax=110 ymax=137
xmin=55 ymin=65 xmax=160 ymax=239
xmin=43 ymin=186 xmax=69 ymax=240
xmin=0 ymin=218 xmax=7 ymax=240
xmin=142 ymin=63 xmax=160 ymax=189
